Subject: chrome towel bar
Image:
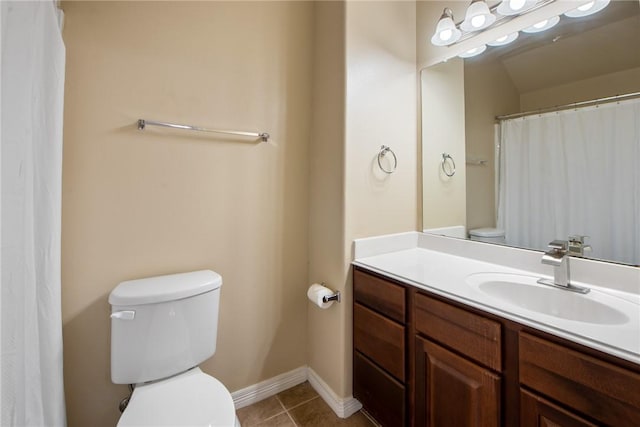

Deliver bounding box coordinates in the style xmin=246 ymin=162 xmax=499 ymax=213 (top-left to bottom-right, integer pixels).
xmin=137 ymin=119 xmax=270 ymax=142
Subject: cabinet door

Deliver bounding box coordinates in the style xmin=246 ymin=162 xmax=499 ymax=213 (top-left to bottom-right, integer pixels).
xmin=520 ymin=389 xmax=598 ymax=427
xmin=415 ymin=336 xmax=501 ymax=427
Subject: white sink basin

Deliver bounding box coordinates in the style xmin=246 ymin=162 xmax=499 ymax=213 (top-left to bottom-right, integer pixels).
xmin=466 ymin=273 xmax=630 ymax=325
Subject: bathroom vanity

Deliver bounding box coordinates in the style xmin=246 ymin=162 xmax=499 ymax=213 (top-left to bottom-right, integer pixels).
xmin=352 ymin=233 xmax=640 ymax=427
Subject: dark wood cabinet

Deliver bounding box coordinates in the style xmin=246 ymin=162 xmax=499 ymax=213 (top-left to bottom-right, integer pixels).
xmin=519 ymin=332 xmax=640 ymax=426
xmin=354 ymin=351 xmax=406 ymax=427
xmin=520 ymin=388 xmax=598 ymax=427
xmin=354 ymin=268 xmax=405 ymax=323
xmin=354 ymin=302 xmax=405 ymax=381
xmin=414 ymin=292 xmax=502 ymax=372
xmin=413 ymin=291 xmax=502 ymax=426
xmin=352 ymin=266 xmax=640 ymax=427
xmin=353 ymin=268 xmax=408 ymax=427
xmin=415 ymin=336 xmax=501 ymax=427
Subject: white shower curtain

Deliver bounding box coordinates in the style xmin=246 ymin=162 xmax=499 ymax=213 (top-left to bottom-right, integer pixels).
xmin=1 ymin=1 xmax=67 ymax=426
xmin=497 ymin=98 xmax=640 ymax=265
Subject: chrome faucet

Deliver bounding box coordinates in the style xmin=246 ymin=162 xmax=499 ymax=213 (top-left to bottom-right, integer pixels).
xmin=537 ymin=240 xmax=590 ymax=294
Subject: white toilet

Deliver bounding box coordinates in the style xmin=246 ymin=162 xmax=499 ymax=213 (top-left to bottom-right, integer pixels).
xmin=109 ymin=270 xmax=240 ymax=426
xmin=468 ymin=227 xmax=506 ymax=244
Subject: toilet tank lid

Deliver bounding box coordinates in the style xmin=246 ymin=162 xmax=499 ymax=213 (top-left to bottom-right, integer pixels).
xmin=109 ymin=270 xmax=222 ymax=306
xmin=469 ymin=228 xmax=505 ymax=238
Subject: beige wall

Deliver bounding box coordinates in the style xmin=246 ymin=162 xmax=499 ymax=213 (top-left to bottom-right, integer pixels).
xmin=306 ymin=0 xmax=418 ymax=399
xmin=307 ymin=0 xmax=348 ymax=398
xmin=61 ymin=2 xmax=313 ymax=426
xmin=421 ymin=60 xmax=466 ymax=229
xmin=343 ymin=0 xmax=418 ymax=394
xmin=345 ymin=0 xmax=418 ymax=239
xmin=417 ymin=1 xmax=469 ymax=231
xmin=521 ymin=66 xmax=640 ymax=111
xmin=62 ymin=2 xmax=418 ymax=424
xmin=464 ymin=60 xmax=520 ymax=230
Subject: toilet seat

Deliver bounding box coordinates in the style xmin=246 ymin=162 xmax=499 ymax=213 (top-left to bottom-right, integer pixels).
xmin=118 ymin=367 xmax=237 ymax=427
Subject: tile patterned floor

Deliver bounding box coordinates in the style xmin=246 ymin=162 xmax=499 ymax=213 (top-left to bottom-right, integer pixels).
xmin=236 ymin=382 xmax=377 ymax=426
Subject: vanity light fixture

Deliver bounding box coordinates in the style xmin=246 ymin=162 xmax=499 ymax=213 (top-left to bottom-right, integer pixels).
xmin=430 ymin=0 xmax=547 ymax=48
xmin=458 ymin=44 xmax=487 ymax=58
xmin=429 ymin=0 xmax=611 ymax=57
xmin=461 ymin=0 xmax=496 ymax=32
xmin=522 ymin=15 xmax=560 ymax=33
xmin=564 ymin=0 xmax=610 ymax=18
xmin=487 ymin=32 xmax=519 ymax=46
xmin=431 ymin=8 xmax=462 ymax=46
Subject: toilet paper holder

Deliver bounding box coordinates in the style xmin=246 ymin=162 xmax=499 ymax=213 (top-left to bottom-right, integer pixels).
xmin=321 ymin=283 xmax=341 ymax=304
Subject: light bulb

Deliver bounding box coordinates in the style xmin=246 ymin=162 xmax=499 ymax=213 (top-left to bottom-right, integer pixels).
xmin=458 ymin=44 xmax=487 ymax=58
xmin=578 ymin=1 xmax=595 ymax=12
xmin=471 ymin=14 xmax=486 ymax=28
xmin=440 ymin=29 xmax=453 ymax=41
xmin=487 ymin=32 xmax=519 ymax=47
xmin=534 ymin=19 xmax=548 ymax=29
xmin=565 ymin=0 xmax=609 ymax=18
xmin=431 ymin=8 xmax=462 ymax=46
xmin=461 ymin=0 xmax=495 ymax=32
xmin=522 ymin=15 xmax=559 ymax=33
xmin=510 ymin=0 xmax=526 ymax=11
xmin=497 ymin=0 xmax=537 ymax=17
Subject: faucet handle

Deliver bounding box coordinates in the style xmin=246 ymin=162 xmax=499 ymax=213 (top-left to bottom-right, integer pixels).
xmin=568 ymin=235 xmax=591 ymax=257
xmin=569 ymin=235 xmax=589 ymax=244
xmin=541 ymin=240 xmax=567 ymax=266
xmin=547 ymin=240 xmax=568 ymax=251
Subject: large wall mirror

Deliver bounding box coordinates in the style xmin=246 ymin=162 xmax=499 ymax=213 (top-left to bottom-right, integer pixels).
xmin=421 ymin=0 xmax=640 ymax=266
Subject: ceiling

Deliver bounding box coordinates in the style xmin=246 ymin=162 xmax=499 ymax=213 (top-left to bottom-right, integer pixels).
xmin=468 ymin=1 xmax=640 ymax=94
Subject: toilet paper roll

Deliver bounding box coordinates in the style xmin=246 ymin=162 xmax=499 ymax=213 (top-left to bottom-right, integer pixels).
xmin=307 ymin=283 xmax=335 ymax=309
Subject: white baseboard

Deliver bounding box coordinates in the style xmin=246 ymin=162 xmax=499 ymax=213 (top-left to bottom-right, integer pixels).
xmin=231 ymin=366 xmax=307 ymax=409
xmin=230 ymin=366 xmax=362 ymax=419
xmin=307 ymin=367 xmax=362 ymax=419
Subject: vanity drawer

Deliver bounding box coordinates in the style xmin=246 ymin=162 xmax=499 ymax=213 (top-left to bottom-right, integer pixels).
xmin=519 ymin=332 xmax=640 ymax=426
xmin=414 ymin=292 xmax=502 ymax=371
xmin=520 ymin=388 xmax=598 ymax=427
xmin=354 ymin=268 xmax=405 ymax=323
xmin=354 ymin=302 xmax=405 ymax=381
xmin=354 ymin=351 xmax=406 ymax=427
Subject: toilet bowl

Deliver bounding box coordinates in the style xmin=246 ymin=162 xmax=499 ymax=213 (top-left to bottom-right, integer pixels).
xmin=118 ymin=368 xmax=239 ymax=427
xmin=109 ymin=270 xmax=240 ymax=427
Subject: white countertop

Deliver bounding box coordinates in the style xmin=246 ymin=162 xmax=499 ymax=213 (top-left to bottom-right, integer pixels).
xmin=353 ymin=232 xmax=640 ymax=365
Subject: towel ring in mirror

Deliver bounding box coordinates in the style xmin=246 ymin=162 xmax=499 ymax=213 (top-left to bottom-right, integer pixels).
xmin=377 ymin=145 xmax=397 ymax=174
xmin=441 ymin=153 xmax=456 ymax=177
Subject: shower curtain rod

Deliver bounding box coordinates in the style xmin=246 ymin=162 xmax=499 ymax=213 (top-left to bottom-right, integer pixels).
xmin=496 ymin=91 xmax=640 ymax=121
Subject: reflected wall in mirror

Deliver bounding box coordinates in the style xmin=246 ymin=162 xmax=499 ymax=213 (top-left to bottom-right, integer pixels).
xmin=421 ymin=0 xmax=640 ymax=265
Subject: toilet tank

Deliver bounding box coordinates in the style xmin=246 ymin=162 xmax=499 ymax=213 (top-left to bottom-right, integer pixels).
xmin=109 ymin=270 xmax=222 ymax=384
xmin=468 ymin=228 xmax=506 ymax=244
